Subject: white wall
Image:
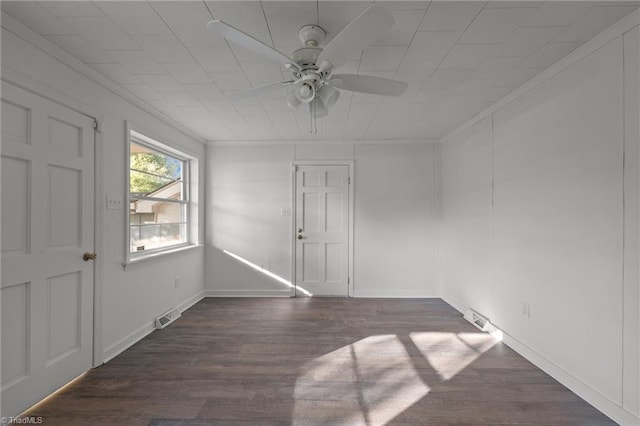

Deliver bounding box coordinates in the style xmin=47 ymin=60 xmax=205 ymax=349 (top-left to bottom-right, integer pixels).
xmin=353 ymin=144 xmax=436 ymax=297
xmin=441 ymin=21 xmax=640 ymax=425
xmin=206 ymin=142 xmax=438 ymax=297
xmin=440 ymin=117 xmax=493 ymax=318
xmin=622 ymin=26 xmax=640 ymax=417
xmin=206 ymin=145 xmax=292 ymax=296
xmin=1 ymin=20 xmax=206 ymax=363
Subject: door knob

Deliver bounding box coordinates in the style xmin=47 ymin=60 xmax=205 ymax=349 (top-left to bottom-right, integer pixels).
xmin=297 ymin=235 xmax=303 ymax=240
xmin=83 ymin=252 xmax=97 ymax=261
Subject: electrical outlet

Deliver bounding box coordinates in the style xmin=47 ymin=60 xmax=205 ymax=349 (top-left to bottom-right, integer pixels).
xmin=174 ymin=277 xmax=181 ymax=288
xmin=522 ymin=302 xmax=530 ymax=318
xmin=106 ymin=194 xmax=123 ymax=210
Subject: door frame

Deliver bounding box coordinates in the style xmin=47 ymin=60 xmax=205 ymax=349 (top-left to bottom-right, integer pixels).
xmin=290 ymin=160 xmax=355 ymax=297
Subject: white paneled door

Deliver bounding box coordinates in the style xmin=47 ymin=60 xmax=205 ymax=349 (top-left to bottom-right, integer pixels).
xmin=295 ymin=165 xmax=350 ymax=296
xmin=1 ymin=83 xmax=95 ymax=418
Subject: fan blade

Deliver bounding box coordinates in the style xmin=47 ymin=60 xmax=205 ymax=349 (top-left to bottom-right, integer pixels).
xmin=229 ymin=81 xmax=293 ymax=101
xmin=330 ymin=74 xmax=407 ymax=96
xmin=317 ymin=6 xmax=394 ymax=70
xmin=207 ymin=20 xmax=298 ymax=70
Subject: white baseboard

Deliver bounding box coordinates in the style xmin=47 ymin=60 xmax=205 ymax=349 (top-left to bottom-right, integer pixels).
xmin=441 ymin=291 xmax=468 ymax=314
xmin=177 ymin=290 xmax=205 ymax=312
xmin=102 ymin=321 xmax=155 ymax=364
xmin=204 ymin=289 xmax=292 ymax=297
xmin=101 ymin=290 xmax=205 ymax=364
xmin=352 ymin=290 xmax=439 ymax=298
xmin=441 ymin=293 xmax=640 ymax=426
xmin=501 ymin=330 xmax=639 ymax=425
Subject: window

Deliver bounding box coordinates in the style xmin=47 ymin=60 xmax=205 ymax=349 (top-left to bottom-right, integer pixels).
xmin=127 ymin=129 xmax=192 ymax=259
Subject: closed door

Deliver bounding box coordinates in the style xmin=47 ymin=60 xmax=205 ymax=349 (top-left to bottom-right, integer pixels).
xmin=1 ymin=83 xmax=95 ymax=418
xmin=295 ymin=165 xmax=350 ymax=296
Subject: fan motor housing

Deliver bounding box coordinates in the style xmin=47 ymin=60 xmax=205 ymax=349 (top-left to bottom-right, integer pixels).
xmin=299 ymin=25 xmax=326 ymax=47
xmin=290 ymin=47 xmax=322 ymax=69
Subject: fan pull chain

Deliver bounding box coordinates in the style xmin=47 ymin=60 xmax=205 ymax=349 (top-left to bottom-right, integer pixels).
xmin=309 ymin=99 xmax=318 ymax=134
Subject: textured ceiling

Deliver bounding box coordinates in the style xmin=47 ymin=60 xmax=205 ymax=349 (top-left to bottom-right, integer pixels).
xmin=2 ymin=1 xmax=638 ymax=141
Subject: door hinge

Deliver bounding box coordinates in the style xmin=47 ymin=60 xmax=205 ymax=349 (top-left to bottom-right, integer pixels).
xmin=92 ymin=120 xmax=98 ymax=129
xmin=348 ymin=277 xmax=350 ymax=284
xmin=348 ymin=177 xmax=351 ymax=185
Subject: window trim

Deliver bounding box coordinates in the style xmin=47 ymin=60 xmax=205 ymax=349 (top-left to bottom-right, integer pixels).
xmin=125 ymin=124 xmax=196 ymax=265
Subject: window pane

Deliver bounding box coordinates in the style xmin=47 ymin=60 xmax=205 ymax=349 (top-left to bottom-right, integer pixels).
xmin=130 ymin=169 xmax=173 ymax=195
xmin=140 ymin=224 xmax=160 ymax=241
xmin=130 ymin=142 xmax=184 ymax=199
xmin=155 ymin=202 xmax=182 ymax=223
xmin=130 ymin=200 xmax=183 ymax=222
xmin=129 ymin=200 xmax=186 ymax=252
xmin=160 ymin=223 xmax=184 ymax=240
xmin=129 ymin=212 xmax=156 ymax=225
xmin=129 ymin=133 xmax=190 ymax=257
xmin=130 ymin=225 xmax=141 ymax=248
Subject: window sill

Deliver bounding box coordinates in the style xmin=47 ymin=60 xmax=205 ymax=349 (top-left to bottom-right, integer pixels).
xmin=123 ymin=244 xmax=203 ymax=271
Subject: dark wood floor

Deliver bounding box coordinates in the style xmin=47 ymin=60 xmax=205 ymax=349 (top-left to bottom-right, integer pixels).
xmin=20 ymin=298 xmax=615 ymax=425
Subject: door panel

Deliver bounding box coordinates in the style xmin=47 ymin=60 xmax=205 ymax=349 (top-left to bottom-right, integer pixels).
xmin=1 ymin=156 xmax=30 ymax=254
xmin=47 ymin=272 xmax=81 ymax=362
xmin=303 ymin=192 xmax=320 ymax=232
xmin=48 ymin=117 xmax=83 ymax=156
xmin=325 ymin=243 xmax=342 ymax=282
xmin=302 ymin=243 xmax=320 ymax=282
xmin=1 ymin=100 xmax=30 ymax=145
xmin=48 ymin=165 xmax=83 ymax=248
xmin=1 ymin=83 xmax=95 ymax=418
xmin=295 ymin=165 xmax=349 ymax=296
xmin=325 ymin=193 xmax=343 ymax=232
xmin=1 ymin=282 xmax=30 ymax=388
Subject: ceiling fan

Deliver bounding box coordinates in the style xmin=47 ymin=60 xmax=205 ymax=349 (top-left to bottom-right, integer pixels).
xmin=206 ymin=5 xmax=408 ymax=132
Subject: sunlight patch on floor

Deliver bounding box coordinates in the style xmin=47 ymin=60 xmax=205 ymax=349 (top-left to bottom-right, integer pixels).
xmin=293 ymin=335 xmax=430 ymax=426
xmin=409 ymin=332 xmax=498 ymax=381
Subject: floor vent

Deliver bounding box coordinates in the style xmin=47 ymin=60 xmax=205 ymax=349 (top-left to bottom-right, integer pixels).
xmin=155 ymin=308 xmax=181 ymax=330
xmin=463 ymin=309 xmax=490 ymax=332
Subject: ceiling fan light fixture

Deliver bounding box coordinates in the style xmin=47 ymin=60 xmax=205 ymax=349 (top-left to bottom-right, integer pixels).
xmin=318 ymin=85 xmax=340 ymax=107
xmin=287 ymin=90 xmax=301 ymax=109
xmin=294 ymin=80 xmax=316 ymax=103
xmin=313 ymin=97 xmax=329 ymax=118
xmin=317 ymin=60 xmax=332 ymax=74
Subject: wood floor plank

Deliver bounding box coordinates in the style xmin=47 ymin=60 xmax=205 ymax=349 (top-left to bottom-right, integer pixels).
xmin=17 ymin=298 xmax=616 ymax=425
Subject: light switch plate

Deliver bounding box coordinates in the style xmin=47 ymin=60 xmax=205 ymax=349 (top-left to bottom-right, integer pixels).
xmin=281 ymin=207 xmax=292 ymax=217
xmin=106 ymin=194 xmax=123 ymax=210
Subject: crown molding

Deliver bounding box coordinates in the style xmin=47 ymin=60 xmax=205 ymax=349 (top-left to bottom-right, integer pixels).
xmin=206 ymin=138 xmax=440 ymax=146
